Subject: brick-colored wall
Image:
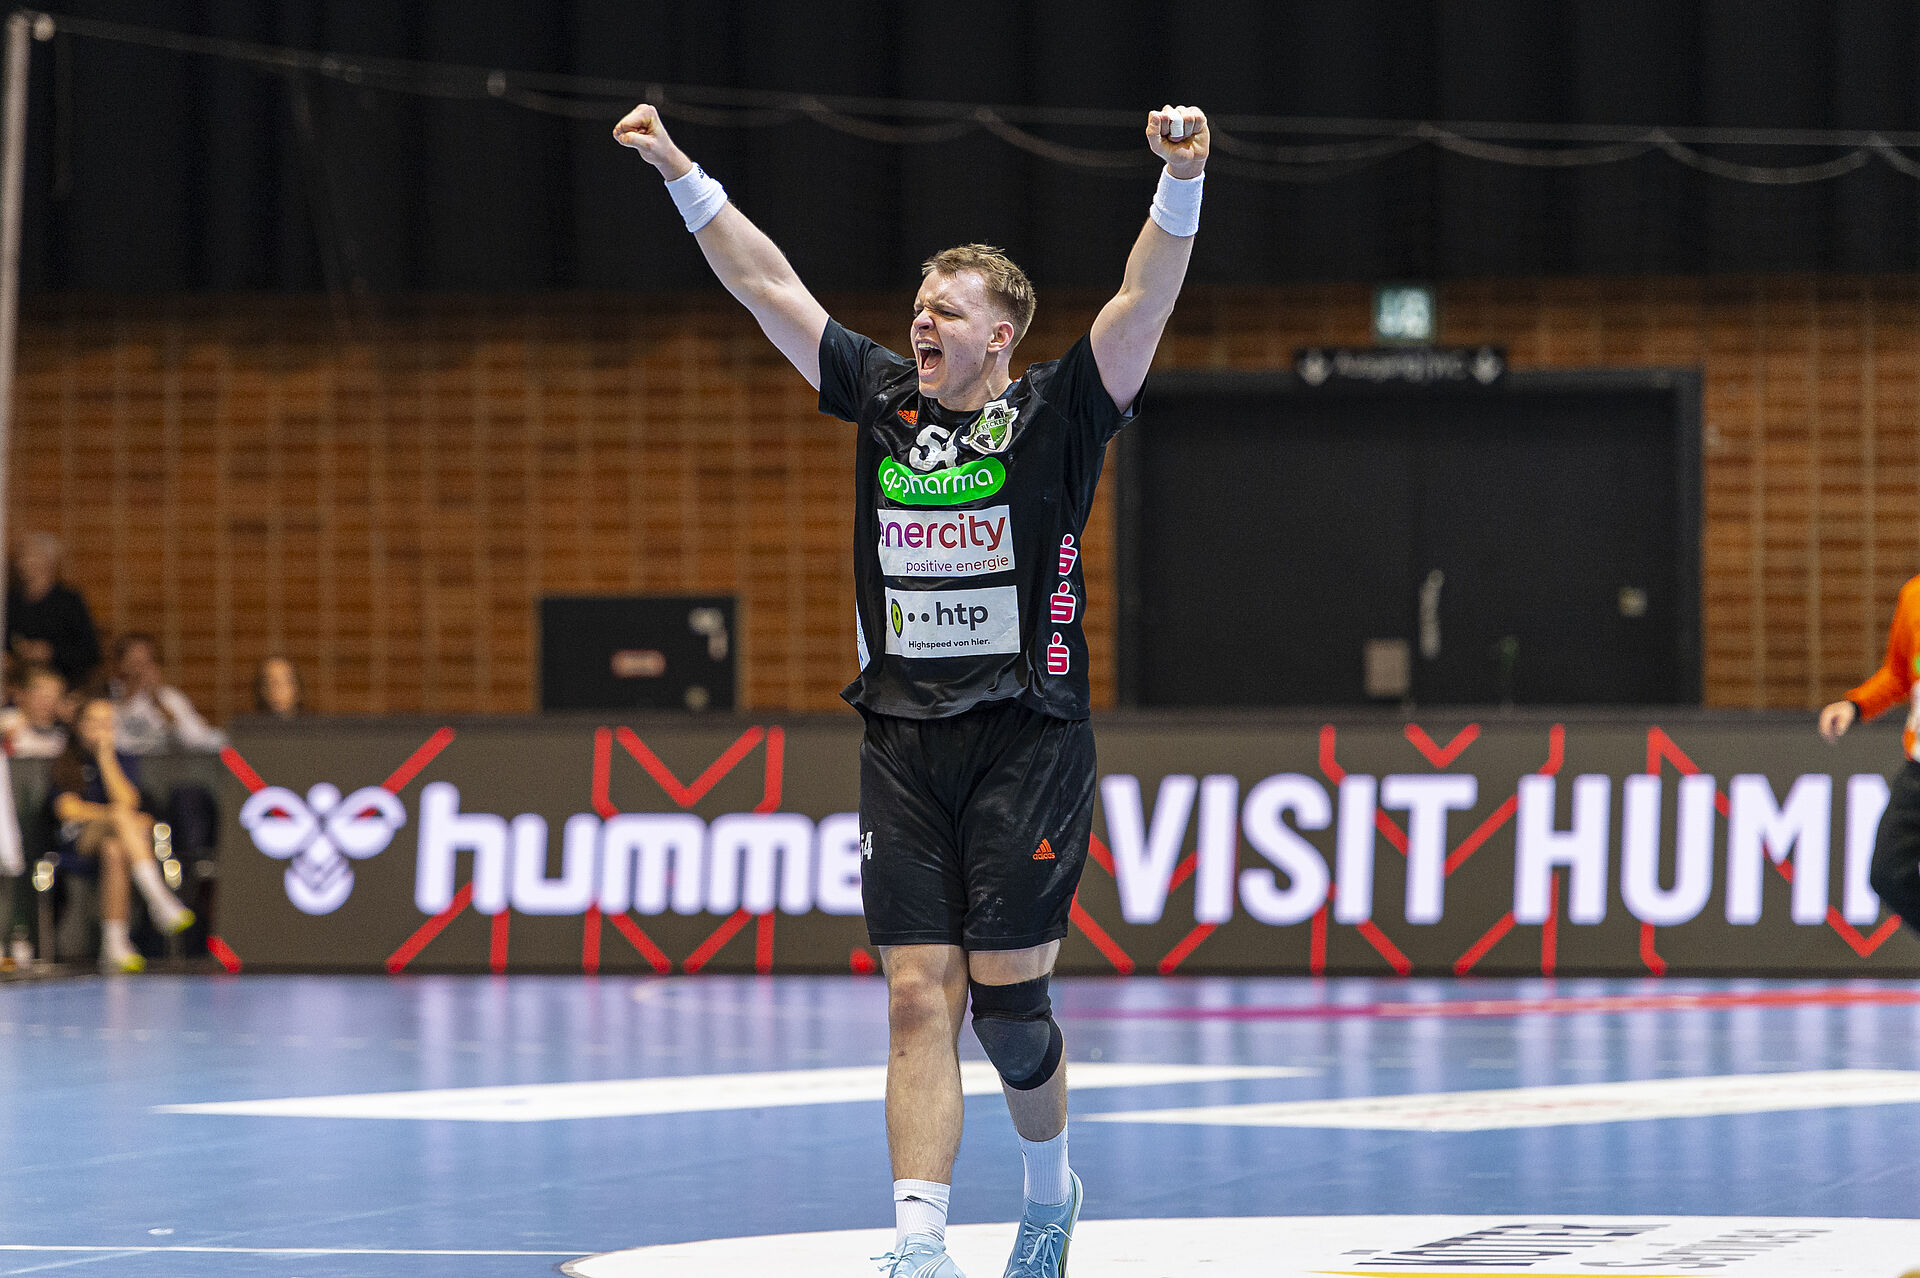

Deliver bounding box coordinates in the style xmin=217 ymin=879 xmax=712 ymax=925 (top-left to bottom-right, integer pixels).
xmin=11 ymin=277 xmax=1919 ymax=720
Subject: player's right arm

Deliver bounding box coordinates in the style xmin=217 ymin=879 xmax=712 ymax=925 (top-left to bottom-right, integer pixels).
xmin=614 ymin=104 xmax=829 ymax=389
xmin=1823 ymin=577 xmax=1920 ymax=741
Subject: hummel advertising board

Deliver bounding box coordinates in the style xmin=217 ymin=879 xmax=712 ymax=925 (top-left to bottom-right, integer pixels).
xmin=213 ymin=713 xmax=1920 ymax=975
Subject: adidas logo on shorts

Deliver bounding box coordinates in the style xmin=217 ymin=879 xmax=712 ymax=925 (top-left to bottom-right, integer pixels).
xmin=1032 ymin=838 xmax=1055 ymax=861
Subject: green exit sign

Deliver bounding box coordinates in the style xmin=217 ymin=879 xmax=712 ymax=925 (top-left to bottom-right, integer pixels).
xmin=1374 ymin=284 xmax=1436 ymax=345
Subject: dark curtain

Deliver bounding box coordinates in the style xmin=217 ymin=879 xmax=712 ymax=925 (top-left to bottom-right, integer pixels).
xmin=21 ymin=0 xmax=1920 ymax=294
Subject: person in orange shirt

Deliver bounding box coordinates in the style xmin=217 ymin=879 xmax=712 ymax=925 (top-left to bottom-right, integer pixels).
xmin=1821 ymin=575 xmax=1920 ymax=929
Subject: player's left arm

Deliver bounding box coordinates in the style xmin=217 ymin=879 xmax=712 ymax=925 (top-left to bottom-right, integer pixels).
xmin=1090 ymin=105 xmax=1209 ymax=414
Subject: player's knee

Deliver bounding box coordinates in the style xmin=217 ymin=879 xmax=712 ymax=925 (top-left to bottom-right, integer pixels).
xmin=969 ymin=975 xmax=1063 ymax=1091
xmin=887 ymin=968 xmax=956 ymax=1036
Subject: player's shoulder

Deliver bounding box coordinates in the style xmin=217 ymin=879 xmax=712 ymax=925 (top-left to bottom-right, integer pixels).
xmin=824 ymin=318 xmax=889 ymax=356
xmin=823 ymin=321 xmax=913 ymax=406
xmin=1015 ymin=334 xmax=1095 ymax=394
xmin=831 ymin=323 xmax=912 ymax=374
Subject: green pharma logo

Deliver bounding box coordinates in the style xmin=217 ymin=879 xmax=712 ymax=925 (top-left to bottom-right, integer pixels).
xmin=878 ymin=456 xmax=1007 ymax=506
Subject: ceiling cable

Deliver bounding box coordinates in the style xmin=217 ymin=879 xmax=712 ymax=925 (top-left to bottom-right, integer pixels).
xmin=21 ymin=8 xmax=1920 ymax=187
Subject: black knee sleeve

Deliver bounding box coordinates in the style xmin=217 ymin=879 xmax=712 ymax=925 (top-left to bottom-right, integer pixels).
xmin=969 ymin=975 xmax=1064 ymax=1091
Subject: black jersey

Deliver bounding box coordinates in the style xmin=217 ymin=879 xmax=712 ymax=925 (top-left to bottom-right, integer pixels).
xmin=818 ymin=319 xmax=1134 ymax=720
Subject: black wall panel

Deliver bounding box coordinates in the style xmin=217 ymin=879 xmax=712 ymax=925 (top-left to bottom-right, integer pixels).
xmin=21 ymin=0 xmax=1920 ymax=294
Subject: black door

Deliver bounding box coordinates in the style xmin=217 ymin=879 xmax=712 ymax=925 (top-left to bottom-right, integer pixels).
xmin=1123 ymin=388 xmax=1418 ymax=707
xmin=1408 ymin=388 xmax=1682 ymax=704
xmin=1121 ymin=371 xmax=1699 ymax=707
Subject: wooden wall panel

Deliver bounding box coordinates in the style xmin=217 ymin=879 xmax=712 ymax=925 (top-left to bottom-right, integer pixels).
xmin=11 ymin=277 xmax=1920 ymax=721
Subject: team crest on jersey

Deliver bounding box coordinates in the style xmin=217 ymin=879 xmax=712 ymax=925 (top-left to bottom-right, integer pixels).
xmin=964 ymin=399 xmax=1019 ymax=454
xmin=908 ymin=422 xmax=959 ymax=472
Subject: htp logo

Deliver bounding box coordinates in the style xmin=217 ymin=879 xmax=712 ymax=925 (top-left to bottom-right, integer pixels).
xmin=882 ymin=585 xmax=1021 ymax=657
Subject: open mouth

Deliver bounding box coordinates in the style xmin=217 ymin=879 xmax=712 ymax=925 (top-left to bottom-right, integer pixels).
xmin=916 ymin=342 xmax=942 ymax=377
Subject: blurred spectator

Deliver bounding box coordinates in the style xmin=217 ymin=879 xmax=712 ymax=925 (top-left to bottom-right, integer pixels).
xmin=0 ymin=756 xmax=19 ymax=967
xmin=109 ymin=633 xmax=225 ymax=755
xmin=6 ymin=532 xmax=102 ymax=691
xmin=1 ymin=663 xmax=69 ymax=758
xmin=48 ymin=697 xmax=194 ymax=973
xmin=0 ymin=765 xmax=20 ymax=965
xmin=254 ymin=655 xmax=303 ymax=719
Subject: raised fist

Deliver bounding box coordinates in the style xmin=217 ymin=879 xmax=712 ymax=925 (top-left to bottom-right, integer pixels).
xmin=613 ymin=103 xmax=693 ymax=179
xmin=1818 ymin=699 xmax=1857 ymax=743
xmin=1147 ymin=105 xmax=1209 ymax=180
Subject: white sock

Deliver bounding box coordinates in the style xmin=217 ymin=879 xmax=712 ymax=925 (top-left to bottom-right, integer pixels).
xmin=101 ymin=919 xmax=135 ymax=960
xmin=129 ymin=860 xmax=184 ymax=927
xmin=1019 ymin=1128 xmax=1071 ymax=1205
xmin=893 ymin=1179 xmax=950 ymax=1249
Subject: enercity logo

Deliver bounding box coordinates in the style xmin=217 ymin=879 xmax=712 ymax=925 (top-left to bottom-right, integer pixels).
xmin=240 ymin=783 xmax=408 ymax=915
xmin=1101 ymin=767 xmax=1891 ymax=929
xmin=411 ymin=782 xmax=865 ymax=919
xmin=876 ymin=505 xmax=1013 ymax=577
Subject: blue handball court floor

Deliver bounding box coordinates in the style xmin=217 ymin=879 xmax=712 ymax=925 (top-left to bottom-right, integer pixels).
xmin=5 ymin=973 xmax=1920 ymax=1276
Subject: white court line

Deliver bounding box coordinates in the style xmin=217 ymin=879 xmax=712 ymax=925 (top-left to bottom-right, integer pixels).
xmin=156 ymin=1062 xmax=1306 ymax=1122
xmin=0 ymin=1246 xmax=587 ymax=1255
xmin=563 ymin=1215 xmax=1920 ymax=1278
xmin=1087 ymin=1068 xmax=1920 ymax=1131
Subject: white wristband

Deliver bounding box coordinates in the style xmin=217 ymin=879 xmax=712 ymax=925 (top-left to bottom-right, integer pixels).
xmin=1149 ymin=166 xmax=1204 ymax=238
xmin=665 ymin=163 xmax=728 ymax=233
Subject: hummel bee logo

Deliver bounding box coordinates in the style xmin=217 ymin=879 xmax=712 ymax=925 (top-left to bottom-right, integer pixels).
xmin=240 ymin=783 xmax=407 ymax=915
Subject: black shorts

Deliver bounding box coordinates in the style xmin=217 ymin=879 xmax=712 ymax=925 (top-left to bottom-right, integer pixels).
xmin=859 ymin=701 xmax=1095 ymax=951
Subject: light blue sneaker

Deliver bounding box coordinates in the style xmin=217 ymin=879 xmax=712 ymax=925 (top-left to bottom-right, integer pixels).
xmin=874 ymin=1234 xmax=966 ymax=1278
xmin=1002 ymin=1170 xmax=1082 ymax=1278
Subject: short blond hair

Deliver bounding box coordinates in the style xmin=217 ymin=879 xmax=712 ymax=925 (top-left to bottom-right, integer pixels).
xmin=921 ymin=244 xmax=1036 ymax=348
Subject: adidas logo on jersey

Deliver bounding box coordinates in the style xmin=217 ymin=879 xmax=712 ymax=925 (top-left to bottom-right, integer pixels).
xmin=1032 ymin=838 xmax=1055 ymax=861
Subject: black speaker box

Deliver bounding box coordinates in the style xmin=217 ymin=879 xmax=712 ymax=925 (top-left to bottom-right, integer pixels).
xmin=538 ymin=595 xmax=737 ymax=712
